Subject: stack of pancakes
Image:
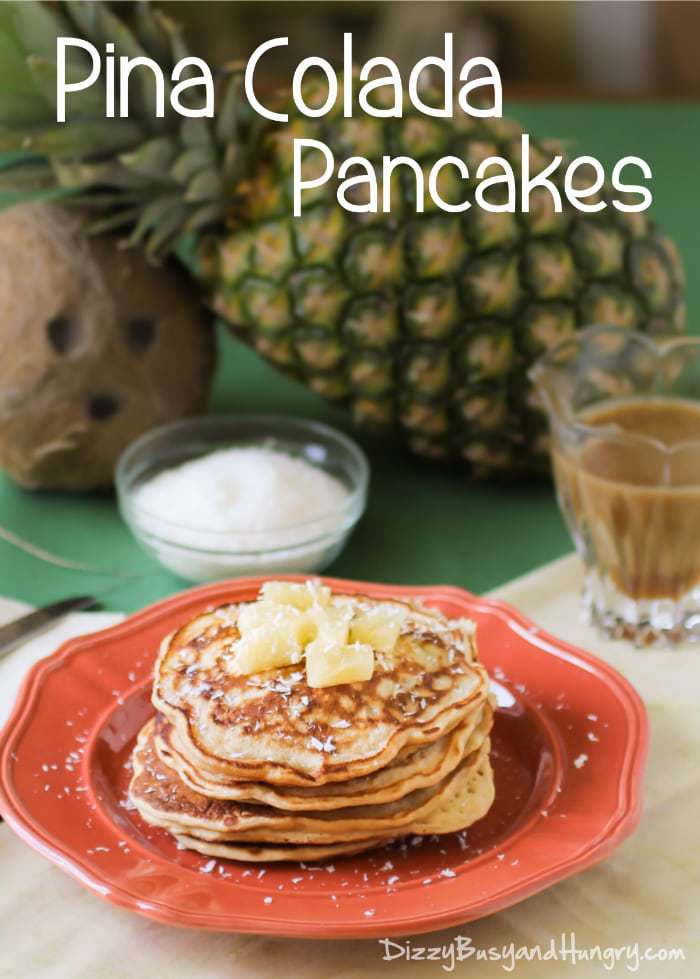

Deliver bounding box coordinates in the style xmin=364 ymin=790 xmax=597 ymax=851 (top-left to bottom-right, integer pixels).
xmin=129 ymin=588 xmax=495 ymax=862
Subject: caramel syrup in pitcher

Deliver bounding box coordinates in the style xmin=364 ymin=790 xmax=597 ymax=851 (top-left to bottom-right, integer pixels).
xmin=553 ymin=398 xmax=700 ymax=601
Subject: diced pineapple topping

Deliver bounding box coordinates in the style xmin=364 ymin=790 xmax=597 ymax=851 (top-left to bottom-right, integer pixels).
xmin=231 ymin=602 xmax=307 ymax=674
xmin=260 ymin=579 xmax=332 ymax=610
xmin=228 ymin=582 xmax=410 ymax=686
xmin=306 ymin=641 xmax=374 ymax=689
xmin=308 ymin=604 xmax=352 ymax=646
xmin=237 ymin=601 xmax=309 ymax=645
xmin=349 ymin=604 xmax=407 ymax=652
xmin=233 ymin=626 xmax=303 ymax=675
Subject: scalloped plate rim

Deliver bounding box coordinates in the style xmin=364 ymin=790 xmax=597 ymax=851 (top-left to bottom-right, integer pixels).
xmin=0 ymin=575 xmax=648 ymax=937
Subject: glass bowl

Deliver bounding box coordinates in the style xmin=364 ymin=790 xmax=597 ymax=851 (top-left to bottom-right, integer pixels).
xmin=115 ymin=415 xmax=369 ymax=583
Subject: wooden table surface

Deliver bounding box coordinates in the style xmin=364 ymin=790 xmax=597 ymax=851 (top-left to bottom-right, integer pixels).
xmin=1 ymin=556 xmax=698 ymax=978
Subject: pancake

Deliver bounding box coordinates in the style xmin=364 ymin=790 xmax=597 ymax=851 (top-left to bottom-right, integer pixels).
xmin=173 ymin=746 xmax=495 ymax=861
xmin=154 ymin=702 xmax=492 ymax=810
xmin=410 ymin=739 xmax=494 ymax=835
xmin=129 ymin=718 xmax=493 ymax=852
xmin=152 ymin=594 xmax=489 ymax=786
xmin=171 ymin=835 xmax=385 ymax=863
xmin=128 ymin=582 xmax=496 ymax=863
xmin=130 ymin=719 xmax=489 ymax=844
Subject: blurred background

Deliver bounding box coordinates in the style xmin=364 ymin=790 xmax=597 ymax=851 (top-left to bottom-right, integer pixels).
xmin=1 ymin=0 xmax=699 ymax=612
xmin=158 ymin=0 xmax=700 ymax=99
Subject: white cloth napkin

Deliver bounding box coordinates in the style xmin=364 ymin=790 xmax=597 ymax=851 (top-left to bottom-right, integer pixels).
xmin=0 ymin=596 xmax=124 ymax=729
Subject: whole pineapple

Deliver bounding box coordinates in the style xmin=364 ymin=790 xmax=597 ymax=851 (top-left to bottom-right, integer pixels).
xmin=0 ymin=2 xmax=685 ymax=477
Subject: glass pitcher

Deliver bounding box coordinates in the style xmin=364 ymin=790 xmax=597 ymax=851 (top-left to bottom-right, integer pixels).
xmin=529 ymin=325 xmax=700 ymax=646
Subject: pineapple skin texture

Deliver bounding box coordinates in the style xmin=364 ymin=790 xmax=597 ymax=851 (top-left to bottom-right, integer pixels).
xmin=201 ymin=101 xmax=685 ymax=477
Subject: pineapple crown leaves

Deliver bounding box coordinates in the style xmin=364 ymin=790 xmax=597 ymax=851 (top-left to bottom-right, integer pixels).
xmin=0 ymin=0 xmax=247 ymax=256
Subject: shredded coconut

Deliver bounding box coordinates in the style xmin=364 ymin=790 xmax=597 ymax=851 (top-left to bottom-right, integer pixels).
xmin=132 ymin=445 xmax=348 ymax=577
xmin=309 ymin=735 xmax=336 ymax=753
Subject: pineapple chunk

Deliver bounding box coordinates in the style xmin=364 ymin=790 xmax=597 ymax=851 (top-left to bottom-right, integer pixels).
xmin=237 ymin=600 xmax=275 ymax=633
xmin=238 ymin=600 xmax=308 ymax=643
xmin=306 ymin=641 xmax=374 ymax=688
xmin=231 ymin=582 xmax=377 ymax=686
xmin=231 ymin=626 xmax=303 ymax=675
xmin=234 ymin=600 xmax=308 ymax=674
xmin=307 ymin=604 xmax=352 ymax=646
xmin=349 ymin=604 xmax=407 ymax=653
xmin=260 ymin=580 xmax=331 ymax=610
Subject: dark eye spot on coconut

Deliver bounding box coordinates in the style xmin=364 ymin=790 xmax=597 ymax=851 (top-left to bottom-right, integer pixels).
xmin=125 ymin=316 xmax=156 ymax=353
xmin=47 ymin=314 xmax=78 ymax=355
xmin=88 ymin=393 xmax=121 ymax=422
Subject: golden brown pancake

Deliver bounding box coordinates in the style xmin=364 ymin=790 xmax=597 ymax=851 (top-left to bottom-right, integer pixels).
xmin=129 ymin=719 xmax=493 ymax=853
xmin=171 ymin=835 xmax=385 ymax=863
xmin=153 ymin=702 xmax=492 ymax=810
xmin=128 ymin=585 xmax=496 ymax=862
xmin=152 ymin=594 xmax=490 ymax=786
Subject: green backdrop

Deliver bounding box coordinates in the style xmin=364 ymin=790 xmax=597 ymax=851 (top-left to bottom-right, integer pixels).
xmin=0 ymin=103 xmax=697 ymax=612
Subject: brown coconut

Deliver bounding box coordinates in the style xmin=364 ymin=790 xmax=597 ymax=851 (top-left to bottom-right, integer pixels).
xmin=0 ymin=202 xmax=215 ymax=491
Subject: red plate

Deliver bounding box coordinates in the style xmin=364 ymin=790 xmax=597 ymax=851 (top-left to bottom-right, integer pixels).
xmin=0 ymin=577 xmax=647 ymax=937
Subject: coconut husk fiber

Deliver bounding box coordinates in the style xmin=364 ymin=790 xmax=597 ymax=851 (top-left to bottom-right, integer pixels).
xmin=0 ymin=202 xmax=215 ymax=491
